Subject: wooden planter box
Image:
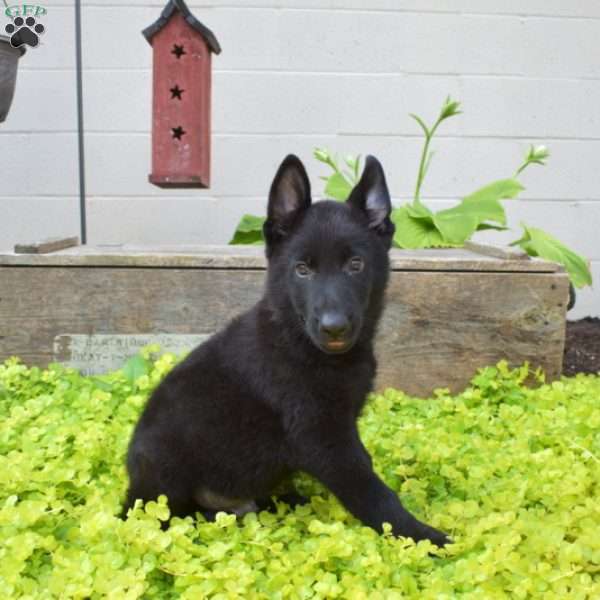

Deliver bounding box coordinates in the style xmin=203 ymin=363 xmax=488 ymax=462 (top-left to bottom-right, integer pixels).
xmin=0 ymin=244 xmax=569 ymax=396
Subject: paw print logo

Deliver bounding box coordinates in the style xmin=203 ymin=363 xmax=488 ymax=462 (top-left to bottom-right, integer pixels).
xmin=5 ymin=16 xmax=45 ymax=49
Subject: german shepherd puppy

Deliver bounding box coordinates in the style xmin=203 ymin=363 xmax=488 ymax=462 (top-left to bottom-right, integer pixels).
xmin=123 ymin=155 xmax=449 ymax=547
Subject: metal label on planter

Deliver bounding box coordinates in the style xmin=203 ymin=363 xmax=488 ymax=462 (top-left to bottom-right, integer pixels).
xmin=53 ymin=333 xmax=211 ymax=375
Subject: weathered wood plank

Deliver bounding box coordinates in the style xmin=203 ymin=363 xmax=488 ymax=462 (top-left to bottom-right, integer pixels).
xmin=0 ymin=266 xmax=569 ymax=396
xmin=376 ymin=271 xmax=568 ymax=394
xmin=0 ymin=244 xmax=561 ymax=273
xmin=14 ymin=236 xmax=79 ymax=254
xmin=463 ymin=241 xmax=529 ymax=261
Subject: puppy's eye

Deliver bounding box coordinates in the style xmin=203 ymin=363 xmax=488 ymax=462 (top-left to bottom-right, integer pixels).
xmin=348 ymin=256 xmax=364 ymax=273
xmin=295 ymin=262 xmax=312 ymax=278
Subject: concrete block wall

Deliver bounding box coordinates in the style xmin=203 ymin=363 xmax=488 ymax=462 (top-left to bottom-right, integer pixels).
xmin=1 ymin=1 xmax=598 ymax=317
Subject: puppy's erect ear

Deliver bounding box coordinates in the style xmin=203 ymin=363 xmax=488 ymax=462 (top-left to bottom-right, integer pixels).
xmin=264 ymin=154 xmax=312 ymax=248
xmin=347 ymin=155 xmax=395 ymax=246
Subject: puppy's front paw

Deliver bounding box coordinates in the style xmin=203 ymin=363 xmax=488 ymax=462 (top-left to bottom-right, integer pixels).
xmin=410 ymin=523 xmax=451 ymax=548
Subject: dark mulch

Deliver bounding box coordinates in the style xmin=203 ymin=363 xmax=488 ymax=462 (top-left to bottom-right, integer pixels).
xmin=563 ymin=317 xmax=600 ymax=376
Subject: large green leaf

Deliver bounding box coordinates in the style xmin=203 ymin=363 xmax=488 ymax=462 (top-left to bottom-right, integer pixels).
xmin=432 ymin=209 xmax=479 ymax=245
xmin=391 ymin=206 xmax=448 ymax=249
xmin=324 ymin=172 xmax=353 ymax=201
xmin=511 ymin=224 xmax=593 ymax=289
xmin=406 ymin=201 xmax=435 ymax=221
xmin=432 ymin=179 xmax=524 ymax=245
xmin=229 ymin=214 xmax=265 ymax=245
xmin=460 ymin=178 xmax=524 ymax=225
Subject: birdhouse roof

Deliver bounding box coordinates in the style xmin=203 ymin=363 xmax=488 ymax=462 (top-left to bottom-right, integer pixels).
xmin=142 ymin=0 xmax=222 ymax=54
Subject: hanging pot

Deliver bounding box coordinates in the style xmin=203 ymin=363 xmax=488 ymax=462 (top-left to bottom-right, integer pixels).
xmin=0 ymin=35 xmax=26 ymax=123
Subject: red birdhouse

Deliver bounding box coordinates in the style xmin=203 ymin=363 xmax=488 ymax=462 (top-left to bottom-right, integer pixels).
xmin=143 ymin=0 xmax=221 ymax=188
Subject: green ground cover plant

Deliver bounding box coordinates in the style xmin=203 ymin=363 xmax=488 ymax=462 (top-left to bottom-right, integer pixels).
xmin=1 ymin=353 xmax=599 ymax=598
xmin=230 ymin=98 xmax=592 ymax=290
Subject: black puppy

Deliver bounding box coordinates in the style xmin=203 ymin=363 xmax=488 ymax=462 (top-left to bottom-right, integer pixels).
xmin=123 ymin=155 xmax=449 ymax=547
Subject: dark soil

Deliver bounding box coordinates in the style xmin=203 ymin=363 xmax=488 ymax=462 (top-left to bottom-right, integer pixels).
xmin=563 ymin=317 xmax=600 ymax=376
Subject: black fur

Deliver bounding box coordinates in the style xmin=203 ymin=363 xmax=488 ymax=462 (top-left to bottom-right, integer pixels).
xmin=122 ymin=155 xmax=449 ymax=547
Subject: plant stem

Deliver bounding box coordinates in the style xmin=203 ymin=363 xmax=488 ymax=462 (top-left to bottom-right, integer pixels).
xmin=514 ymin=162 xmax=529 ymax=178
xmin=414 ymin=119 xmax=440 ymax=204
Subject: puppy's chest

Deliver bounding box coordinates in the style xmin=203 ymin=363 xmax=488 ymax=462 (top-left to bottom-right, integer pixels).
xmin=271 ymin=351 xmax=373 ymax=391
xmin=272 ymin=360 xmax=373 ymax=428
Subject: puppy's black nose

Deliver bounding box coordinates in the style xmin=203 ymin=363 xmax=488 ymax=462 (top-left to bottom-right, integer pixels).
xmin=319 ymin=313 xmax=350 ymax=339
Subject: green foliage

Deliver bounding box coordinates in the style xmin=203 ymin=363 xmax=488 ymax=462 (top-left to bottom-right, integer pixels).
xmin=431 ymin=179 xmax=523 ymax=244
xmin=391 ymin=97 xmax=526 ymax=250
xmin=228 ymin=150 xmax=361 ymax=244
xmin=397 ymin=105 xmax=591 ymax=287
xmin=122 ymin=354 xmax=150 ymax=384
xmin=229 ymin=214 xmax=265 ymax=246
xmin=410 ymin=96 xmax=461 ymax=203
xmin=388 ymin=203 xmax=447 ymax=248
xmin=1 ymin=354 xmax=600 ymax=598
xmin=314 ymin=148 xmax=361 ymax=201
xmin=392 ymin=179 xmax=523 ymax=249
xmin=511 ymin=224 xmax=593 ymax=289
xmin=515 ymin=144 xmax=551 ymax=177
xmin=227 ymin=98 xmax=591 ymax=288
xmin=309 ymin=99 xmax=591 ymax=288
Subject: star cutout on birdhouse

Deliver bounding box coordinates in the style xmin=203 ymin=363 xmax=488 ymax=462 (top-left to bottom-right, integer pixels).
xmin=170 ymin=85 xmax=184 ymax=100
xmin=171 ymin=43 xmax=186 ymax=59
xmin=171 ymin=126 xmax=186 ymax=140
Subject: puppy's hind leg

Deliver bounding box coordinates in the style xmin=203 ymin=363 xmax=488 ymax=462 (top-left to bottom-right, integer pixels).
xmin=255 ymin=491 xmax=309 ymax=513
xmin=194 ymin=487 xmax=258 ymax=520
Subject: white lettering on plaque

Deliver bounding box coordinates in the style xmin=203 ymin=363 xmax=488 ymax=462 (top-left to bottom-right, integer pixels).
xmin=53 ymin=333 xmax=211 ymax=375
